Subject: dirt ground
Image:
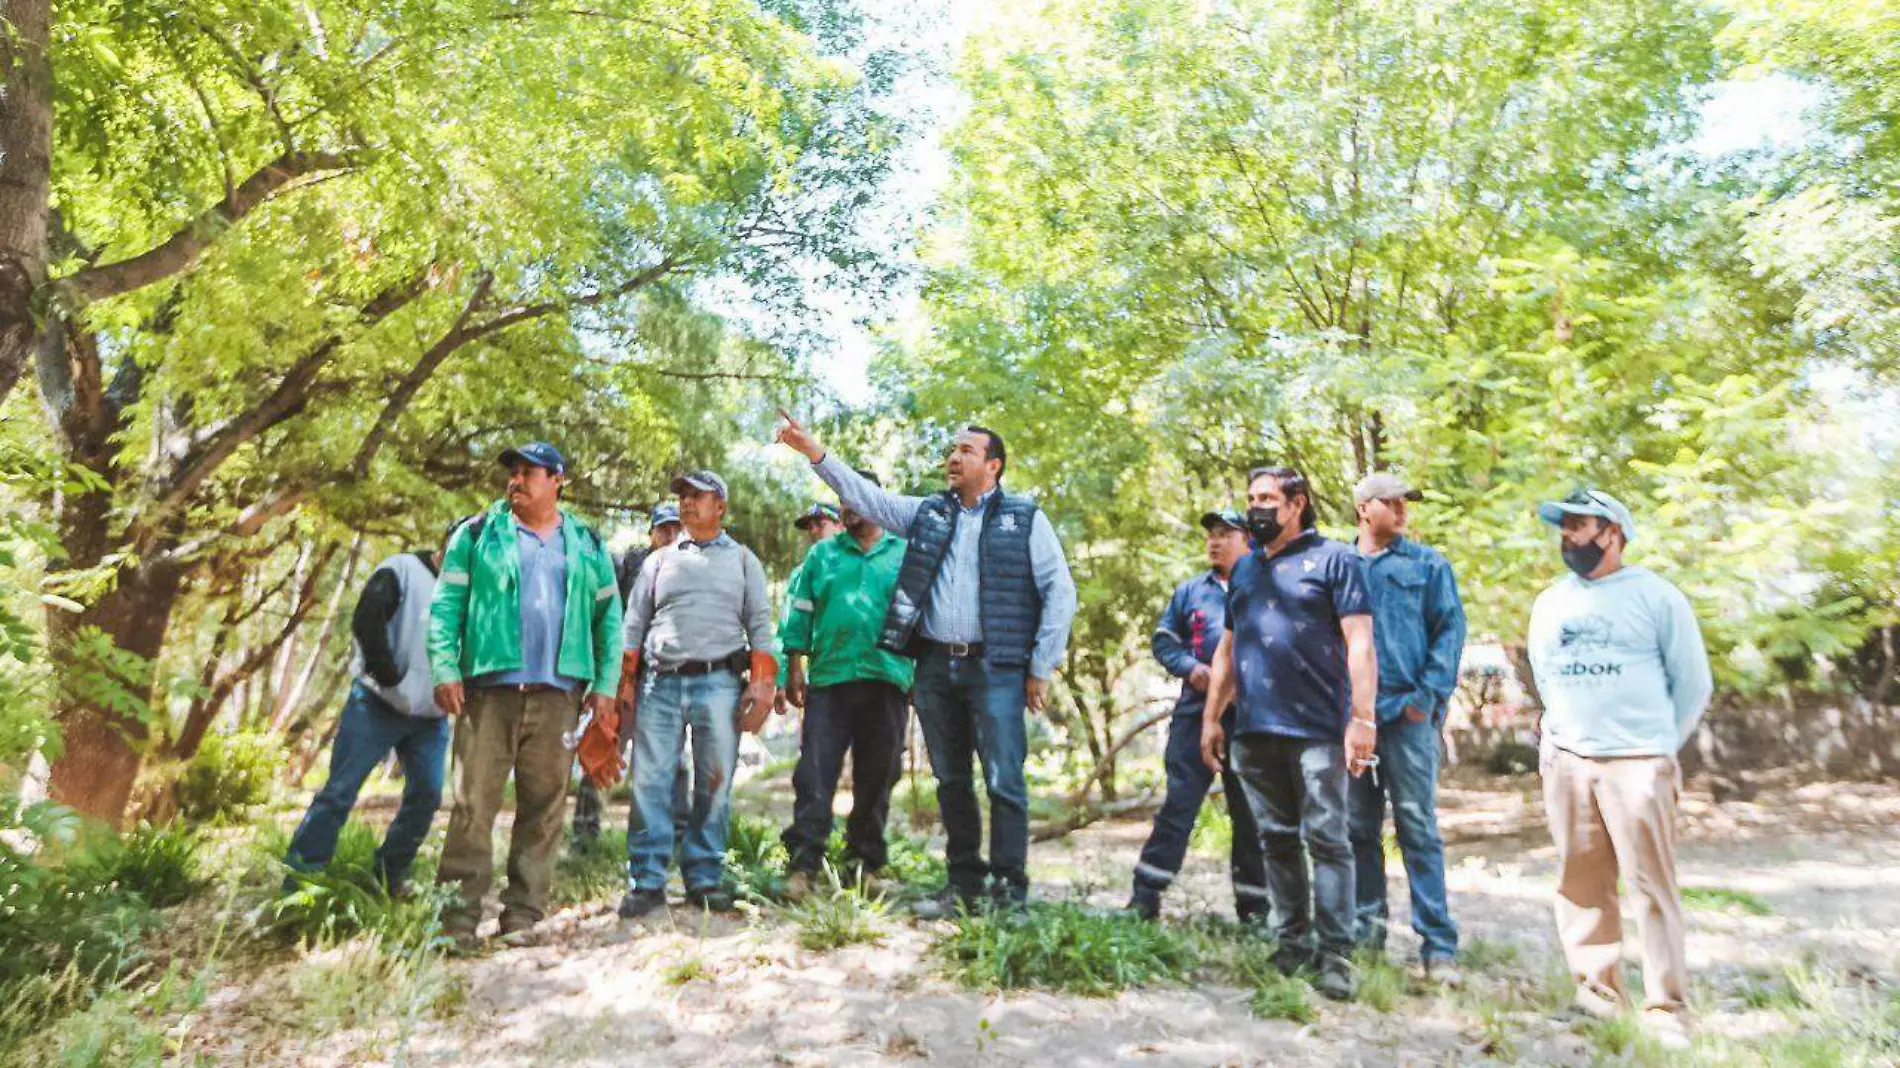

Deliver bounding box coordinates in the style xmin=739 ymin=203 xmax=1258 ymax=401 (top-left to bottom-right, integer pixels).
xmin=205 ymin=775 xmax=1900 ymax=1067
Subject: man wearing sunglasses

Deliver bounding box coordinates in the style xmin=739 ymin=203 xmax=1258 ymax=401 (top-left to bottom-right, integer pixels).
xmin=1528 ymin=488 xmax=1711 ymax=1050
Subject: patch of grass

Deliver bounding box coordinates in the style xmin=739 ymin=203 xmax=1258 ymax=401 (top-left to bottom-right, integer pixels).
xmin=1459 ymin=935 xmax=1522 ymax=974
xmin=663 ymin=955 xmax=712 ymax=986
xmin=933 ymin=903 xmax=1197 ymax=997
xmin=1578 ymin=1012 xmax=1665 ymax=1066
xmin=1681 ymin=886 xmax=1772 ymax=916
xmin=786 ymin=871 xmax=887 ymax=952
xmin=1354 ymin=951 xmax=1407 ymax=1013
xmin=1249 ymin=972 xmax=1315 ymax=1023
xmin=1466 ymin=1000 xmax=1518 ymax=1062
xmin=724 ymin=812 xmax=788 ymax=901
xmin=66 ymin=823 xmax=206 ymax=909
xmin=552 ymin=830 xmax=628 ymax=908
xmin=287 ymin=929 xmax=455 ymax=1035
xmin=24 ymin=957 xmax=218 ymax=1068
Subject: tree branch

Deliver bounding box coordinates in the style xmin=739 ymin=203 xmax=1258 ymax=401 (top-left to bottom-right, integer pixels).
xmin=65 ymin=151 xmax=359 ymax=301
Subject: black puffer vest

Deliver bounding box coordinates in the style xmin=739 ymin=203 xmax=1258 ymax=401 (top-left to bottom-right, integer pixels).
xmin=879 ymin=490 xmax=1043 ymax=668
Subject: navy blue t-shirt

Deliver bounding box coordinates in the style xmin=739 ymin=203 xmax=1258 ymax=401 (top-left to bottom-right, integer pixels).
xmin=1226 ymin=530 xmax=1372 ymax=741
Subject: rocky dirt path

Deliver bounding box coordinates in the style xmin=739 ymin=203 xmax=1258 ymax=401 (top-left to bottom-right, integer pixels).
xmin=223 ymin=777 xmax=1900 ymax=1067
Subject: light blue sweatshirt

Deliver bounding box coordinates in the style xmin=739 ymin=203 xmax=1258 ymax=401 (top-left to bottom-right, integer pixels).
xmin=1527 ymin=565 xmax=1713 ymax=758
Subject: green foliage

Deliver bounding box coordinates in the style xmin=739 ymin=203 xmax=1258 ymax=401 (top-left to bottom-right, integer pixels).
xmin=1354 ymin=952 xmax=1408 ymax=1013
xmin=65 ymin=824 xmax=205 ymax=910
xmin=0 ymin=818 xmax=207 ymax=1048
xmin=255 ymin=822 xmax=449 ymax=952
xmin=932 ymin=903 xmax=1197 ymax=997
xmin=1249 ymin=971 xmax=1317 ymax=1024
xmin=785 ymin=869 xmax=888 ymax=952
xmin=175 ymin=731 xmax=279 ymax=824
xmin=724 ymin=812 xmax=789 ymax=902
xmin=552 ymin=830 xmax=630 ymax=909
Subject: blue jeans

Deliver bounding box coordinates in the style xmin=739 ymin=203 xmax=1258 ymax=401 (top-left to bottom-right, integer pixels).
xmin=912 ymin=650 xmax=1031 ymax=900
xmin=285 ymin=683 xmax=449 ymax=889
xmin=1230 ymin=734 xmax=1356 ymax=959
xmin=1349 ymin=715 xmax=1458 ymax=961
xmin=1132 ymin=710 xmax=1269 ymax=921
xmin=626 ymin=669 xmax=742 ymax=891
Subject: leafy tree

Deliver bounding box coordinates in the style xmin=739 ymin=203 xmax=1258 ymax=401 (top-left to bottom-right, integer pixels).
xmin=6 ymin=0 xmax=901 ymax=822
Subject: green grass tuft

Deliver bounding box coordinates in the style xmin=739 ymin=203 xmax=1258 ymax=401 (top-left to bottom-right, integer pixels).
xmin=1681 ymin=886 xmax=1773 ymax=916
xmin=1250 ymin=972 xmax=1316 ymax=1023
xmin=933 ymin=903 xmax=1197 ymax=997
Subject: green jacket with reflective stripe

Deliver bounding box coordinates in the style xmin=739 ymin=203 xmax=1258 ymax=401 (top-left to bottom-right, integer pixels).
xmin=428 ymin=500 xmax=624 ymax=698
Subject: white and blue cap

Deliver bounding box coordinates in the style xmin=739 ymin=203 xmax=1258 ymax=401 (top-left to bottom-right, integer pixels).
xmin=669 ymin=470 xmax=728 ymax=500
xmin=498 ymin=441 xmax=566 ymax=475
xmin=649 ymin=502 xmax=681 ymax=528
xmin=1538 ymin=487 xmax=1637 ymax=543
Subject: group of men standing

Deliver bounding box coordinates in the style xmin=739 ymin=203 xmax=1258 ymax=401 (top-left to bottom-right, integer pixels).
xmin=278 ymin=416 xmax=1711 ymax=1045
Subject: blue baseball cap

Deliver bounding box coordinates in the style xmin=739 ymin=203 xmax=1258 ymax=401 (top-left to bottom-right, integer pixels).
xmin=498 ymin=441 xmax=566 ymax=475
xmin=670 ymin=470 xmax=728 ymax=500
xmin=1538 ymin=487 xmax=1637 ymax=543
xmin=649 ymin=503 xmax=681 ymax=528
xmin=1199 ymin=508 xmax=1247 ymax=533
xmin=793 ymin=503 xmax=841 ymax=530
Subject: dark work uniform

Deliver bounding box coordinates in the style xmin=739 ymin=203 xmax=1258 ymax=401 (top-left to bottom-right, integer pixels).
xmin=1129 ymin=570 xmax=1268 ymax=920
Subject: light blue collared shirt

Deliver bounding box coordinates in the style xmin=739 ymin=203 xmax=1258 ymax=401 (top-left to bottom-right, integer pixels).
xmin=477 ymin=522 xmax=584 ymax=691
xmin=812 ymin=454 xmax=1078 ymax=679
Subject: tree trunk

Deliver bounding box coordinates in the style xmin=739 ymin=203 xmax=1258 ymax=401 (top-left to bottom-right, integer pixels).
xmin=0 ymin=0 xmax=54 ymax=406
xmin=45 ymin=559 xmax=188 ymax=825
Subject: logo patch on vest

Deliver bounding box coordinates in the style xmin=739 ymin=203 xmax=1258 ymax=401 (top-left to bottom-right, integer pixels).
xmin=1303 ymin=559 xmax=1317 ymax=573
xmin=998 ymin=514 xmax=1019 ymax=531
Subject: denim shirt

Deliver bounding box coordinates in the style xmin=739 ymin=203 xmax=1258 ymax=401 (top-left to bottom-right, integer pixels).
xmin=476 ymin=523 xmax=585 ymax=692
xmin=1358 ymin=535 xmax=1466 ymax=723
xmin=1152 ymin=570 xmax=1228 ymax=719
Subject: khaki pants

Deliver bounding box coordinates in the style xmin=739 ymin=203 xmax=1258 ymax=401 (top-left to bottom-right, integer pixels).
xmin=1540 ymin=746 xmax=1688 ymax=1013
xmin=439 ymin=686 xmax=582 ymax=935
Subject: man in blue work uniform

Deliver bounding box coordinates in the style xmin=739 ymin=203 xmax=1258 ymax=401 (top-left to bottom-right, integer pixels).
xmin=1125 ymin=509 xmax=1268 ymax=923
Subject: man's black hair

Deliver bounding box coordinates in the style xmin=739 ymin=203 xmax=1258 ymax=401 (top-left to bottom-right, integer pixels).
xmin=1248 ymin=465 xmax=1318 ymax=530
xmin=965 ymin=425 xmax=1006 ymax=479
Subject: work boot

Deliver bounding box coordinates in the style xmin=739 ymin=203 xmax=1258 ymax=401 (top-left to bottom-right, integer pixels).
xmin=1270 ymin=941 xmax=1315 ymax=977
xmin=616 ymin=888 xmax=668 ymax=920
xmin=1313 ymin=953 xmax=1356 ymax=1002
xmin=685 ymin=884 xmax=737 ymax=913
xmin=1124 ymin=889 xmax=1162 ymax=921
xmin=911 ymin=887 xmax=983 ymax=920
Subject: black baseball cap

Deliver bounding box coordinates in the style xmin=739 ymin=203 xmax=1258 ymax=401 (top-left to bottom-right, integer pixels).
xmin=498 ymin=441 xmax=566 ymax=475
xmin=1200 ymin=508 xmax=1247 ymax=532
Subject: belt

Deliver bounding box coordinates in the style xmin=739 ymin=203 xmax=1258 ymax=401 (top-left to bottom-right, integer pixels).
xmin=919 ymin=639 xmax=986 ymax=659
xmin=658 ymin=656 xmax=740 ymax=677
xmin=473 ymin=682 xmax=567 ymax=694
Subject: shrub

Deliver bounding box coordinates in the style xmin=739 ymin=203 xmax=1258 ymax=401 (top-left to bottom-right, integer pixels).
xmin=933 ymin=904 xmax=1197 ymax=997
xmin=176 ymin=731 xmax=279 ymax=824
xmin=66 ymin=824 xmax=204 ymax=909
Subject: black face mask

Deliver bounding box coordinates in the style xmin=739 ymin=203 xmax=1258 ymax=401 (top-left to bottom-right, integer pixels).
xmin=1562 ymin=538 xmax=1606 ymax=578
xmin=1246 ymin=507 xmax=1284 ymax=546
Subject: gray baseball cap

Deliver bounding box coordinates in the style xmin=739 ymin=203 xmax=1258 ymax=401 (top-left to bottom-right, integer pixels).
xmin=1538 ymin=487 xmax=1637 ymax=543
xmin=1354 ymin=472 xmax=1423 ymax=503
xmin=649 ymin=503 xmax=681 ymax=528
xmin=669 ymin=470 xmax=728 ymax=500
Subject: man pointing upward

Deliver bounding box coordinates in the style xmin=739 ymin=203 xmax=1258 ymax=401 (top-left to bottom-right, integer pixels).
xmin=775 ymin=410 xmax=1078 ymax=916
